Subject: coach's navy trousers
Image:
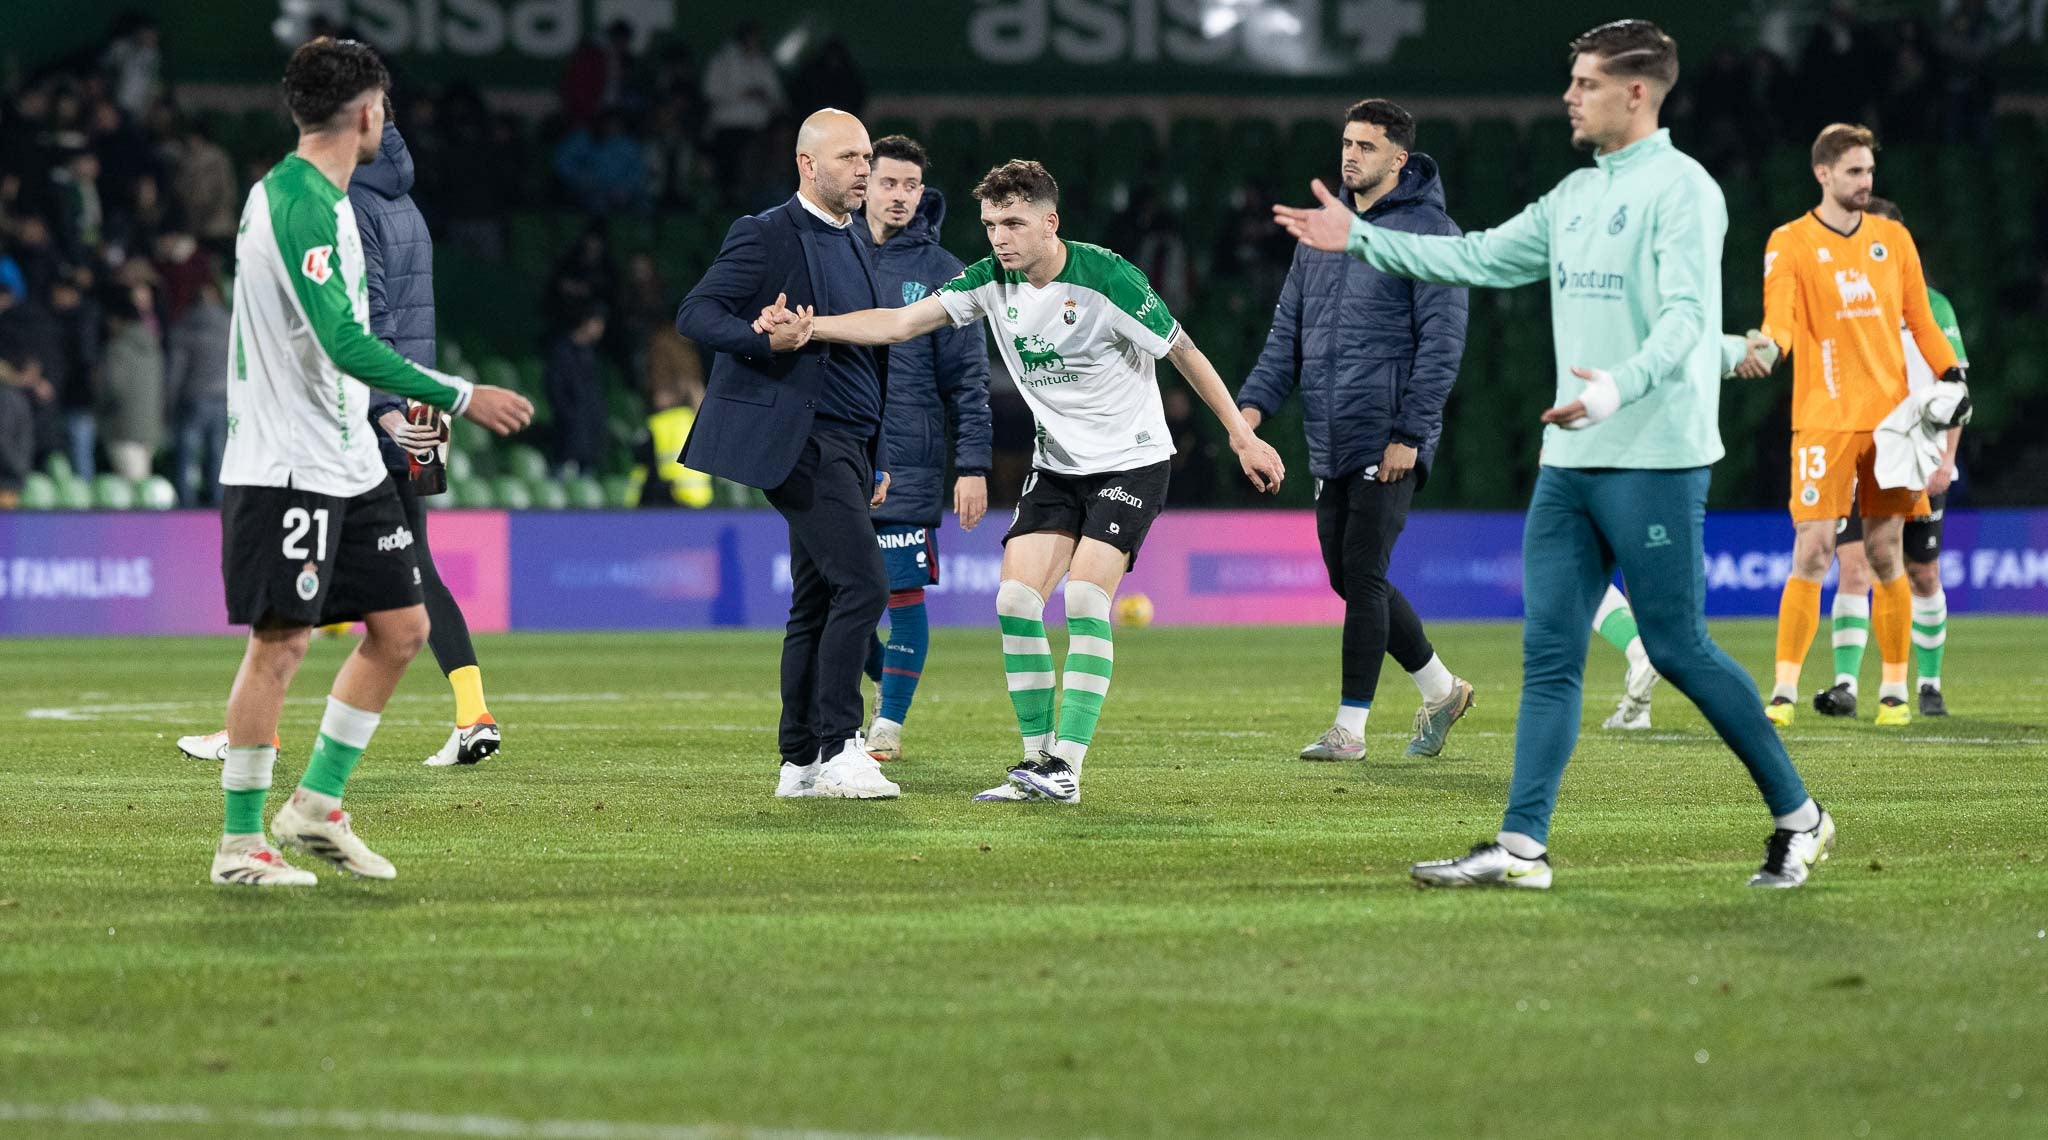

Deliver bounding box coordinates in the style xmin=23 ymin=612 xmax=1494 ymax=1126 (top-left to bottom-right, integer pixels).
xmin=1505 ymin=466 xmax=1810 ymax=843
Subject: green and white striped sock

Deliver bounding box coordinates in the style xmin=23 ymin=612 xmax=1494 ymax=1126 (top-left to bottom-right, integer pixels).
xmin=1054 ymin=581 xmax=1115 ymax=769
xmin=997 ymin=580 xmax=1055 ymax=757
xmin=1912 ymin=587 xmax=1947 ymax=689
xmin=1831 ymin=590 xmax=1870 ymax=692
xmin=297 ymin=695 xmax=381 ymax=808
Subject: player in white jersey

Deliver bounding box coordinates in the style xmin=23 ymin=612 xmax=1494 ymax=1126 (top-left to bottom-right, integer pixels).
xmin=754 ymin=159 xmax=1284 ymax=804
xmin=208 ymin=38 xmax=530 ymax=887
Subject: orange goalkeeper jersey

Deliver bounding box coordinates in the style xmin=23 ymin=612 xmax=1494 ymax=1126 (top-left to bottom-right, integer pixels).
xmin=1761 ymin=211 xmax=1958 ymax=431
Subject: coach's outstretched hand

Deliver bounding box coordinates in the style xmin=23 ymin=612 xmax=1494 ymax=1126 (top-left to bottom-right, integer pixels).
xmin=464 ymin=385 xmax=534 ymax=435
xmin=1232 ymin=430 xmax=1286 ymax=494
xmin=751 ymin=292 xmax=815 ymax=352
xmin=1272 ymin=179 xmax=1355 ymax=253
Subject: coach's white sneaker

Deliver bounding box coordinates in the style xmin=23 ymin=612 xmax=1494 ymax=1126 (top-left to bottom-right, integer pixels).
xmin=775 ymin=760 xmax=822 ymax=798
xmin=1748 ymin=808 xmax=1836 ymax=888
xmin=209 ymin=837 xmax=317 ymax=887
xmin=812 ymin=738 xmax=900 ymax=799
xmin=270 ymin=792 xmax=397 ymax=880
xmin=424 ymin=717 xmax=501 ymax=767
xmin=1410 ymin=841 xmax=1553 ymax=889
xmin=177 ymin=730 xmax=231 ymax=762
xmin=865 ymin=718 xmax=902 ymax=762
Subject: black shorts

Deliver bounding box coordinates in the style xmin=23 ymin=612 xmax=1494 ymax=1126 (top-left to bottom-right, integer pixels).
xmin=1836 ymin=491 xmax=1945 ymax=563
xmin=1004 ymin=461 xmax=1170 ymax=569
xmin=221 ymin=479 xmax=423 ymax=629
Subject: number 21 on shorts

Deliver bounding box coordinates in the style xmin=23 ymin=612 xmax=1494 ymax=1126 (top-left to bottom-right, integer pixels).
xmin=1796 ymin=444 xmax=1828 ymax=480
xmin=282 ymin=507 xmax=331 ymax=560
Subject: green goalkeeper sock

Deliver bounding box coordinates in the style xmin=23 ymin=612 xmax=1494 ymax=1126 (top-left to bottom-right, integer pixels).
xmin=1592 ymin=584 xmax=1638 ymax=654
xmin=1054 ymin=582 xmax=1115 ymax=768
xmin=998 ymin=581 xmax=1055 ymax=756
xmin=1831 ymin=591 xmax=1870 ymax=691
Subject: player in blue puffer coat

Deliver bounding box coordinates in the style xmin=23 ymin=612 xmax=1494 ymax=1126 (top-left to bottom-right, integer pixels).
xmin=853 ymin=134 xmax=993 ymax=762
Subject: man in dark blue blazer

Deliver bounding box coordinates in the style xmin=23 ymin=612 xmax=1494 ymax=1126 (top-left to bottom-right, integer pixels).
xmin=675 ymin=108 xmax=901 ymax=801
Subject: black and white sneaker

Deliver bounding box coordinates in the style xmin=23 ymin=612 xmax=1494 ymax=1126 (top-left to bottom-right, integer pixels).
xmin=1917 ymin=684 xmax=1948 ymax=717
xmin=1747 ymin=807 xmax=1836 ymax=888
xmin=425 ymin=717 xmax=500 ymax=767
xmin=1008 ymin=755 xmax=1081 ymax=805
xmin=1812 ymin=682 xmax=1857 ymax=718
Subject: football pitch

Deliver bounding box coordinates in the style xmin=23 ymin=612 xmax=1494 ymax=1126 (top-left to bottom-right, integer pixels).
xmin=3 ymin=619 xmax=2044 ymax=1139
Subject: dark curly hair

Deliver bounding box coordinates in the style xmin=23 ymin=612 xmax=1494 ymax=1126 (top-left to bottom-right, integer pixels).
xmin=872 ymin=134 xmax=929 ymax=173
xmin=283 ymin=37 xmax=389 ymax=131
xmin=972 ymin=159 xmax=1058 ymax=209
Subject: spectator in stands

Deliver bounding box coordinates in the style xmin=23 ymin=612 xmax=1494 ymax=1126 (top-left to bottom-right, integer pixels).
xmin=1938 ymin=0 xmax=1998 ymax=145
xmin=165 ymin=277 xmax=229 ymax=505
xmin=0 ymin=280 xmax=60 ymax=494
xmin=100 ymin=13 xmax=163 ymax=118
xmin=545 ymin=304 xmax=610 ymax=477
xmin=167 ymin=117 xmax=237 ymax=254
xmin=51 ymin=149 xmax=106 ymax=264
xmin=702 ymin=21 xmax=785 ymax=185
xmin=634 ymin=327 xmax=711 ymax=508
xmin=1212 ymin=179 xmax=1293 ymax=302
xmin=10 ymin=217 xmax=63 ymax=303
xmin=151 ymin=230 xmax=211 ymax=323
xmin=49 ymin=273 xmax=101 ymax=478
xmin=643 ymin=94 xmax=702 ymax=208
xmin=553 ymin=109 xmax=648 ymax=216
xmin=1797 ymin=1 xmax=1879 ymax=136
xmin=1879 ymin=19 xmax=1940 ymax=144
xmin=790 ymin=36 xmax=866 ymax=118
xmin=547 ymin=225 xmax=616 ymax=331
xmin=93 ymin=281 xmax=162 ymax=482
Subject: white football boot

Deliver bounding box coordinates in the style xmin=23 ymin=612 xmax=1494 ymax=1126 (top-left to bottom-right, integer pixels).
xmin=209 ymin=838 xmax=318 ymax=887
xmin=1410 ymin=841 xmax=1553 ymax=889
xmin=1747 ymin=808 xmax=1836 ymax=888
xmin=270 ymin=792 xmax=397 ymax=880
xmin=865 ymin=718 xmax=902 ymax=762
xmin=177 ymin=730 xmax=231 ymax=762
xmin=424 ymin=718 xmax=501 ymax=767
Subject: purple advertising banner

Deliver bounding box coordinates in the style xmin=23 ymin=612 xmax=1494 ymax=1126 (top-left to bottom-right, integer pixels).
xmin=7 ymin=507 xmax=2048 ymax=636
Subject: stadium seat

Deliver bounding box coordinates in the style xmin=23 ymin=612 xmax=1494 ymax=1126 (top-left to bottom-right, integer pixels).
xmin=451 ymin=478 xmax=494 ymax=509
xmin=447 ymin=448 xmax=475 ymax=483
xmin=20 ymin=473 xmax=58 ymax=510
xmin=43 ymin=453 xmax=73 ymax=481
xmin=1415 ymin=118 xmax=1463 ymax=168
xmin=1099 ymin=118 xmax=1162 ymax=189
xmin=480 ymin=356 xmax=520 ymax=394
xmin=528 ymin=478 xmax=570 ymax=509
xmin=1046 ymin=116 xmax=1103 ymax=186
xmin=135 ymin=476 xmax=177 ymax=510
xmin=601 ymin=474 xmax=634 ymax=507
xmin=92 ymin=474 xmax=135 ymax=510
xmin=566 ymin=476 xmax=606 ymax=510
xmin=1220 ymin=119 xmax=1282 ymax=185
xmin=54 ymin=477 xmax=92 ymax=510
xmin=491 ymin=476 xmax=533 ymax=509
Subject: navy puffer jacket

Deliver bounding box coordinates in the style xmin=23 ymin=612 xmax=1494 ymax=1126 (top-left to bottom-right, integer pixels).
xmin=858 ymin=190 xmax=992 ymax=526
xmin=1238 ymin=154 xmax=1468 ymax=483
xmin=349 ymin=123 xmax=436 ymax=472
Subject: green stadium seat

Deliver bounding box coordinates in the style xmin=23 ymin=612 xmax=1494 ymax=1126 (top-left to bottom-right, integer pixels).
xmin=491 ymin=476 xmax=533 ymax=509
xmin=451 ymin=478 xmax=494 ymax=509
xmin=43 ymin=453 xmax=73 ymax=481
xmin=55 ymin=476 xmax=92 ymax=510
xmin=601 ymin=474 xmax=634 ymax=507
xmin=1046 ymin=116 xmax=1102 ymax=183
xmin=504 ymin=443 xmax=550 ymax=482
xmin=93 ymin=474 xmax=135 ymax=510
xmin=561 ymin=476 xmax=601 ymax=510
xmin=1100 ymin=118 xmax=1162 ymax=186
xmin=930 ymin=117 xmax=984 ymax=189
xmin=528 ymin=478 xmax=570 ymax=509
xmin=20 ymin=472 xmax=58 ymax=510
xmin=135 ymin=476 xmax=177 ymax=510
xmin=480 ymin=356 xmax=520 ymax=394
xmin=439 ymin=339 xmax=467 ymax=370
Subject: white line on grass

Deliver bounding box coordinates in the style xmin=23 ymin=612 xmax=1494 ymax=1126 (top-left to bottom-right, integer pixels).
xmin=0 ymin=1100 xmax=955 ymax=1140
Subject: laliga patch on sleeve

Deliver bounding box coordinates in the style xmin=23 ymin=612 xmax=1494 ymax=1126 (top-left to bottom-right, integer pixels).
xmin=301 ymin=245 xmax=335 ymax=284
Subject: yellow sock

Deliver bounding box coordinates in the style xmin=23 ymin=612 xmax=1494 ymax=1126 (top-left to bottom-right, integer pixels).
xmin=1773 ymin=577 xmax=1822 ymax=693
xmin=449 ymin=665 xmax=489 ymax=727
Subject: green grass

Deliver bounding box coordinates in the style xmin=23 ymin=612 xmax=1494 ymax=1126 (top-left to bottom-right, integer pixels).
xmin=2 ymin=619 xmax=2045 ymax=1138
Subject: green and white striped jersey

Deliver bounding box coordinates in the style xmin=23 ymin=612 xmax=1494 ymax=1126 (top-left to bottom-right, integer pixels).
xmin=936 ymin=241 xmax=1178 ymax=475
xmin=222 ymin=154 xmax=471 ymax=497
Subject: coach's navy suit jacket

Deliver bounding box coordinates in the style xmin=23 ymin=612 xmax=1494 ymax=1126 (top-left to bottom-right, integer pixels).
xmin=675 ymin=195 xmax=890 ymax=490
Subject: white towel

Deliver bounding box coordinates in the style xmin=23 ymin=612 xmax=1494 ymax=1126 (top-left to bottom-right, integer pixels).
xmin=1873 ymin=382 xmax=1971 ymax=491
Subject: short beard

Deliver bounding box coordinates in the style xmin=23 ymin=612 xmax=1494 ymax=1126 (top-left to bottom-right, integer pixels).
xmin=1344 ymin=170 xmax=1390 ymax=198
xmin=1831 ymin=188 xmax=1869 ymax=214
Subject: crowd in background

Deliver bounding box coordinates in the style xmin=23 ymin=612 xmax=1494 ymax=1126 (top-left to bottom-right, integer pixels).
xmin=0 ymin=4 xmax=2036 ymax=508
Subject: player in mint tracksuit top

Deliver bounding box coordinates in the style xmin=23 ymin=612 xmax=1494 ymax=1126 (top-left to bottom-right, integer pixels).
xmin=1276 ymin=19 xmax=1834 ymax=889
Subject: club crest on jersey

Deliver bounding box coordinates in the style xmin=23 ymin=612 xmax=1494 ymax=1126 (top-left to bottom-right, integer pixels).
xmin=301 ymin=245 xmax=335 ymax=284
xmin=1869 ymin=241 xmax=1888 ymax=262
xmin=902 ymin=281 xmax=928 ymax=304
xmin=1607 ymin=206 xmax=1627 ymax=235
xmin=295 ymin=561 xmax=320 ymax=601
xmin=1815 ymin=247 xmax=1833 ymax=263
xmin=1800 ymin=482 xmax=1821 ymax=507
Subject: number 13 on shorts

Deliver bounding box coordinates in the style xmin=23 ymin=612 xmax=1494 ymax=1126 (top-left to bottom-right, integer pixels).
xmin=1796 ymin=445 xmax=1827 ymax=479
